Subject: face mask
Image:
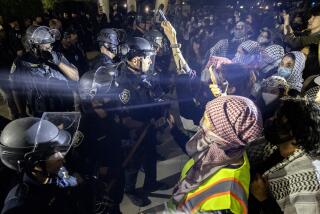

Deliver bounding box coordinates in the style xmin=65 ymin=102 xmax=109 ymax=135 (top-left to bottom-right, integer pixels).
xmin=262 ymin=92 xmax=278 ymax=105
xmin=257 ymin=36 xmax=270 ymax=45
xmin=277 ymin=67 xmax=292 ymax=79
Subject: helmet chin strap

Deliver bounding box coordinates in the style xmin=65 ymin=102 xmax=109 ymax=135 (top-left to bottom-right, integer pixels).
xmin=28 ymin=161 xmax=51 ymax=183
xmin=103 ymin=43 xmax=117 ymax=56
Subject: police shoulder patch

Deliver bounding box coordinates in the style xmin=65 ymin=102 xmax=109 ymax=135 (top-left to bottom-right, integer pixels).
xmin=119 ymin=89 xmax=130 ymax=104
xmin=71 ymin=131 xmax=84 ymax=148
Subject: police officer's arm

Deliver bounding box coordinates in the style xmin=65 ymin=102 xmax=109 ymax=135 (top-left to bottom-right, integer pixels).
xmin=57 ymin=55 xmax=79 ymax=81
xmin=161 ymin=21 xmax=192 ymax=75
xmin=52 ymin=53 xmax=79 ymax=81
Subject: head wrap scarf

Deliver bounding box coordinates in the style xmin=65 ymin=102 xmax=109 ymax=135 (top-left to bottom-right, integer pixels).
xmin=260 ymin=45 xmax=285 ymax=75
xmin=172 ymin=95 xmax=263 ymax=203
xmin=232 ymin=40 xmax=262 ymax=66
xmin=231 ymin=21 xmax=250 ymax=43
xmin=283 ymin=51 xmax=306 ymax=92
xmin=303 ymin=76 xmax=320 ymax=102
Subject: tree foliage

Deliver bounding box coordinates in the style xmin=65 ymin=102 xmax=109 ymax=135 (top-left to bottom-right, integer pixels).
xmin=0 ymin=0 xmax=44 ymax=18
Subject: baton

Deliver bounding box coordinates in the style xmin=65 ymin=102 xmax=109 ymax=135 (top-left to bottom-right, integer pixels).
xmin=158 ymin=9 xmax=167 ymax=21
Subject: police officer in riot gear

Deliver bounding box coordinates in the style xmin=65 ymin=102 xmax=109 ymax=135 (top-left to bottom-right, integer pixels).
xmin=143 ymin=29 xmax=165 ymax=55
xmin=0 ymin=113 xmax=81 ymax=214
xmin=117 ymin=37 xmax=169 ymax=207
xmin=78 ymin=67 xmax=125 ymax=214
xmin=90 ymin=28 xmax=120 ymax=70
xmin=9 ymin=26 xmax=79 ymax=118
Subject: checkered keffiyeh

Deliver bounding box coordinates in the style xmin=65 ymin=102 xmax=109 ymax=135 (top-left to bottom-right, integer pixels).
xmin=286 ymin=51 xmax=306 ymax=92
xmin=265 ymin=45 xmax=285 ymax=62
xmin=204 ymin=95 xmax=263 ymax=147
xmin=173 ymin=96 xmax=263 ymax=203
xmin=239 ymin=40 xmax=261 ymax=54
xmin=232 ymin=40 xmax=262 ymax=65
xmin=209 ymin=39 xmax=229 ymax=58
xmin=305 ymin=86 xmax=320 ymax=101
xmin=261 ymin=76 xmax=289 ymax=92
xmin=260 ymin=45 xmax=285 ymax=74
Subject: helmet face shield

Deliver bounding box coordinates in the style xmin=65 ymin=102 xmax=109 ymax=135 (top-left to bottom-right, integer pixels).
xmin=144 ymin=54 xmax=156 ymax=75
xmin=33 ymin=112 xmax=82 ymax=158
xmin=140 ymin=53 xmax=156 ymax=73
xmin=27 ymin=26 xmax=56 ymax=45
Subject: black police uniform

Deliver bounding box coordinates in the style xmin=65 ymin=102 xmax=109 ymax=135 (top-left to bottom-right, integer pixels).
xmin=116 ymin=63 xmax=159 ymax=192
xmin=76 ymin=113 xmax=124 ymax=214
xmin=1 ymin=174 xmax=79 ymax=214
xmin=75 ymin=54 xmax=125 ymax=213
xmin=9 ymin=52 xmax=76 ymax=117
xmin=89 ymin=54 xmax=115 ymax=71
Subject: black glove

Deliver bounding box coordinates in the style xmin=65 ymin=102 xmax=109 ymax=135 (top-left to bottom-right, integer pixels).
xmin=50 ymin=51 xmax=62 ymax=65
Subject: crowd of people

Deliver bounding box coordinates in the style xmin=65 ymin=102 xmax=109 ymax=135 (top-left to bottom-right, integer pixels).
xmin=0 ymin=1 xmax=320 ymax=214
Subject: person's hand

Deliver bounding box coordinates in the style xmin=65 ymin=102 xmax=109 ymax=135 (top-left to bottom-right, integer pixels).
xmin=50 ymin=51 xmax=61 ymax=65
xmin=301 ymin=47 xmax=310 ymax=56
xmin=250 ymin=174 xmax=269 ymax=202
xmin=167 ymin=114 xmax=175 ymax=129
xmin=161 ymin=21 xmax=177 ymax=44
xmin=283 ymin=12 xmax=290 ymax=26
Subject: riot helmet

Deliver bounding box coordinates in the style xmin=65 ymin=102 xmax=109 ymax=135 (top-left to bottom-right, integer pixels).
xmin=143 ymin=29 xmax=164 ymax=50
xmin=97 ymin=28 xmax=119 ymax=55
xmin=25 ymin=25 xmax=56 ymax=60
xmin=26 ymin=25 xmax=55 ymax=46
xmin=0 ymin=113 xmax=81 ymax=174
xmin=126 ymin=37 xmax=155 ymax=73
xmin=78 ymin=66 xmax=116 ymax=102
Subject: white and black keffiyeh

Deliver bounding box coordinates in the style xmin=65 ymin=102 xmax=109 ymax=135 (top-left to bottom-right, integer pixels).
xmin=260 ymin=45 xmax=285 ymax=74
xmin=286 ymin=51 xmax=306 ymax=92
xmin=263 ymin=149 xmax=320 ymax=214
xmin=305 ymin=86 xmax=320 ymax=101
xmin=261 ymin=76 xmax=289 ymax=92
xmin=232 ymin=40 xmax=262 ymax=65
xmin=209 ymin=39 xmax=229 ymax=58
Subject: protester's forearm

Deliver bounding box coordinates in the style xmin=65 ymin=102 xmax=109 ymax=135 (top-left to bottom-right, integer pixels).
xmin=168 ymin=37 xmax=192 ymax=75
xmin=284 ymin=33 xmax=320 ymax=49
xmin=58 ymin=63 xmax=79 ymax=81
xmin=171 ymin=48 xmax=191 ymax=75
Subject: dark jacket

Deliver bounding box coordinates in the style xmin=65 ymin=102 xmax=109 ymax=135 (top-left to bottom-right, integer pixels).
xmin=1 ymin=174 xmax=78 ymax=214
xmin=10 ymin=53 xmax=75 ymax=116
xmin=283 ymin=31 xmax=320 ymax=79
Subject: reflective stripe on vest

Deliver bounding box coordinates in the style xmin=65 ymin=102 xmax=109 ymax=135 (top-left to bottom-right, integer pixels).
xmin=178 ymin=177 xmax=248 ymax=214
